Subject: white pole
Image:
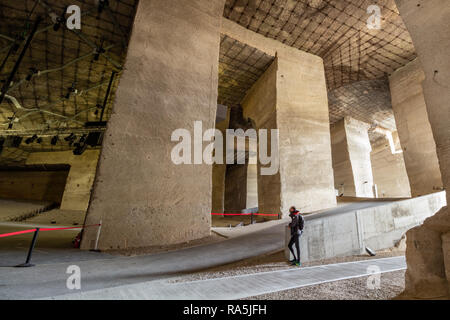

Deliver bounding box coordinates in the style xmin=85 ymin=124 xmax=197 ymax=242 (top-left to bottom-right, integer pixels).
xmin=94 ymin=219 xmax=102 ymax=251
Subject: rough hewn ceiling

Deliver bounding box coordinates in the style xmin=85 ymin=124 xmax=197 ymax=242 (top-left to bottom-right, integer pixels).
xmin=220 ymin=0 xmax=416 ymax=140
xmin=218 ymin=34 xmax=274 ymax=108
xmin=0 ymin=0 xmax=137 ymax=163
xmin=223 ymin=0 xmax=416 ymax=90
xmin=328 ymin=77 xmax=395 ymax=130
xmin=1 ymin=0 xmax=416 ymax=164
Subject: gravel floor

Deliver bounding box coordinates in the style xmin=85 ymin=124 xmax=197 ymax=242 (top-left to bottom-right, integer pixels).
xmin=247 ymin=270 xmax=406 ymax=300
xmin=169 ymin=250 xmax=405 ymax=283
xmin=168 ymin=249 xmax=406 ymax=299
xmin=170 ymin=250 xmax=405 ymax=300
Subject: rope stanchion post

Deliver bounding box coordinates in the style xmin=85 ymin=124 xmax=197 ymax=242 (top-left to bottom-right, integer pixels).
xmin=91 ymin=219 xmax=102 ymax=252
xmin=250 ymin=212 xmax=254 ymax=225
xmin=15 ymin=227 xmax=40 ymax=268
xmin=0 ymin=224 xmax=102 ymax=267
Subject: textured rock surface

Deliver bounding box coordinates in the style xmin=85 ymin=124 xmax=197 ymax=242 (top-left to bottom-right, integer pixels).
xmin=395 ymin=0 xmax=450 ymax=299
xmin=81 ymin=0 xmax=226 ymax=250
xmin=404 ymin=221 xmax=447 ymax=298
xmin=442 ymin=232 xmax=450 ymax=292
xmin=389 ymin=59 xmax=443 ymax=197
xmin=370 ymin=138 xmax=411 ymax=198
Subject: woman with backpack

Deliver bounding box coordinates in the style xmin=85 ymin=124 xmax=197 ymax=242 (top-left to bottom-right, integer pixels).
xmin=288 ymin=206 xmax=304 ymax=267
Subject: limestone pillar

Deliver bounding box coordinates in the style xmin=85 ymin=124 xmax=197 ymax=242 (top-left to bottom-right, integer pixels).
xmin=242 ymin=54 xmax=336 ymax=215
xmin=26 ymin=150 xmax=100 ymax=212
xmin=224 ymin=164 xmax=248 ymax=213
xmin=223 ymin=133 xmax=258 ymax=213
xmin=389 ymin=59 xmax=443 ymax=196
xmin=211 ymin=106 xmax=230 ymax=213
xmin=395 ymin=0 xmax=450 ymax=299
xmin=211 ymin=162 xmax=226 ymax=213
xmin=81 ymin=0 xmax=225 ymax=250
xmin=370 ymin=134 xmax=411 ymax=198
xmin=331 ymin=117 xmax=374 ymax=198
xmin=246 ymin=163 xmax=258 ymax=209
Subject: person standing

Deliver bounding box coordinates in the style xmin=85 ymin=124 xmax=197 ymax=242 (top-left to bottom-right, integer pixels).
xmin=288 ymin=206 xmax=304 ymax=266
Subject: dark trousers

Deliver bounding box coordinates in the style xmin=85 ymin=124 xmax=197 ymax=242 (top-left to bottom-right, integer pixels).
xmin=288 ymin=233 xmax=301 ymax=262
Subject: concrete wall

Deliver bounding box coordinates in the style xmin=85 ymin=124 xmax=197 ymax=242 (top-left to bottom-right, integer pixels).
xmin=285 ymin=192 xmax=446 ymax=262
xmin=395 ymin=0 xmax=450 ymax=299
xmin=389 ymin=59 xmax=443 ymax=197
xmin=26 ymin=150 xmax=100 ymax=212
xmin=371 ymin=138 xmax=411 ymax=198
xmin=0 ymin=170 xmax=68 ymax=203
xmin=331 ymin=117 xmax=374 ymax=197
xmin=82 ymin=0 xmax=225 ymax=250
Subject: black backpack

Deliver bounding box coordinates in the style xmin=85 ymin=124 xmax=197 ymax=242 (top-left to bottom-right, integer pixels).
xmin=298 ymin=214 xmax=304 ymax=231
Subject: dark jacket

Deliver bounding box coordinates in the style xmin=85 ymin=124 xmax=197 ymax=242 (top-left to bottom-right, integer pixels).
xmin=289 ymin=211 xmax=304 ymax=235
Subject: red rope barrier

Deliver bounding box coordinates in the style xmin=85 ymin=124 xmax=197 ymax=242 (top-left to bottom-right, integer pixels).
xmin=0 ymin=228 xmax=37 ymax=238
xmin=0 ymin=224 xmax=101 ymax=238
xmin=211 ymin=213 xmax=279 ymax=216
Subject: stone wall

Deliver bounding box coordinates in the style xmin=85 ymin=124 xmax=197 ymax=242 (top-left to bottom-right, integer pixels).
xmin=0 ymin=169 xmax=68 ymax=203
xmin=81 ymin=0 xmax=226 ymax=250
xmin=371 ymin=139 xmax=411 ymax=198
xmin=331 ymin=117 xmax=374 ymax=198
xmin=26 ymin=150 xmax=100 ymax=212
xmin=389 ymin=59 xmax=443 ymax=197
